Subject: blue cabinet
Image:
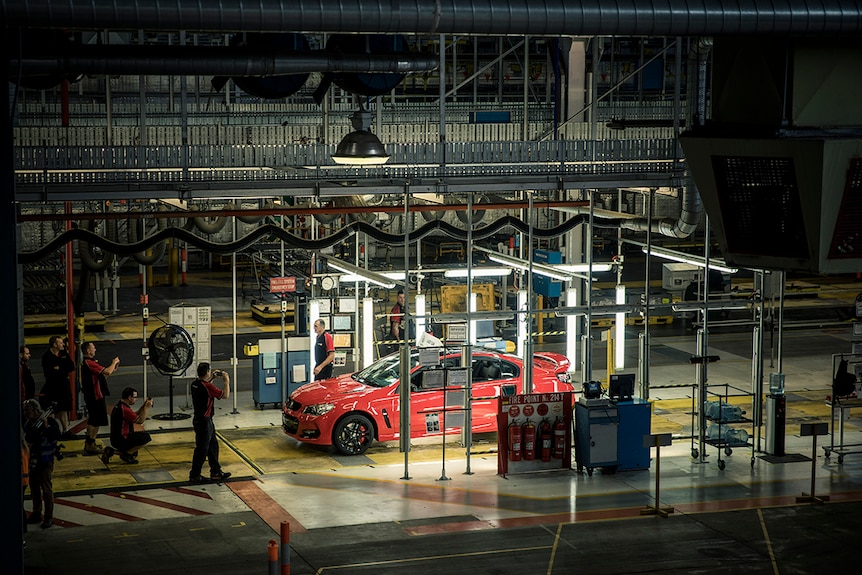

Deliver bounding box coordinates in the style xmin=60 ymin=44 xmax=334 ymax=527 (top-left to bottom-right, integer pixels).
xmin=616 ymin=399 xmax=652 ymax=471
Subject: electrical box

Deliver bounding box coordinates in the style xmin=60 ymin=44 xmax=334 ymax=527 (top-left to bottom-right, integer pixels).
xmin=168 ymin=305 xmax=211 ymax=378
xmin=252 ymin=337 xmax=312 ymax=409
xmin=533 ymin=249 xmax=562 ymax=298
xmin=662 ymin=263 xmax=702 ymax=293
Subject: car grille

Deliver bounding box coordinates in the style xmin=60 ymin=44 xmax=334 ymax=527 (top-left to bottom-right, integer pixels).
xmin=285 ymin=399 xmax=301 ymax=412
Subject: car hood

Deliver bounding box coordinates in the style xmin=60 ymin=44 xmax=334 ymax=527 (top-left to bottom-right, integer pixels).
xmin=290 ymin=373 xmax=383 ymax=405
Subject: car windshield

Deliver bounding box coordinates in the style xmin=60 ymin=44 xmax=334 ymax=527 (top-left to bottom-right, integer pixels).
xmin=352 ymin=353 xmax=405 ymax=388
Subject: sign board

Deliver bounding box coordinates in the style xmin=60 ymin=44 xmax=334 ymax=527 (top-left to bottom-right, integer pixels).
xmin=269 ymin=276 xmax=296 ymax=293
xmin=446 ymin=323 xmax=468 ymax=341
xmin=497 ymin=392 xmax=573 ymax=476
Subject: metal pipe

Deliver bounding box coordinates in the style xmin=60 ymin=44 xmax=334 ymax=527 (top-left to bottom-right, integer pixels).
xmin=12 ymin=46 xmax=440 ymax=77
xmin=4 ymin=1 xmax=859 ymax=36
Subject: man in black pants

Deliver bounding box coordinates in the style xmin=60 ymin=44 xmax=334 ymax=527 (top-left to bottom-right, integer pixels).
xmin=103 ymin=387 xmax=152 ymax=465
xmin=80 ymin=341 xmax=120 ymax=455
xmin=189 ymin=362 xmax=231 ymax=483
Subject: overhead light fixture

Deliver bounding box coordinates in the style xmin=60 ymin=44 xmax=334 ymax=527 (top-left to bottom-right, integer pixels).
xmin=331 ymin=107 xmax=390 ymax=165
xmin=557 ymin=263 xmax=614 ymax=273
xmin=327 ymin=259 xmax=397 ymax=288
xmin=641 ymin=246 xmax=738 ymax=274
xmin=443 ymin=267 xmax=512 ymax=278
xmin=476 ymin=247 xmax=579 ymax=282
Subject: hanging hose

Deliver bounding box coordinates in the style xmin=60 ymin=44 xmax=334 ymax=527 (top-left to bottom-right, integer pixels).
xmin=193 ymin=201 xmax=232 ymax=233
xmin=77 ymin=219 xmax=113 ymax=272
xmin=129 ymin=208 xmax=167 ymax=265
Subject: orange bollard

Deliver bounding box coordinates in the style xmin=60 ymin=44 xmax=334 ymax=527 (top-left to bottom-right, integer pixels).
xmin=280 ymin=521 xmax=290 ymax=575
xmin=268 ymin=539 xmax=278 ymax=575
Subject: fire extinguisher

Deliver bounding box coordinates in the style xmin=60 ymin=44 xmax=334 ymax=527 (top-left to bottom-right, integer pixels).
xmin=553 ymin=417 xmax=567 ymax=459
xmin=522 ymin=420 xmax=536 ymax=460
xmin=539 ymin=419 xmax=552 ymax=462
xmin=508 ymin=420 xmax=522 ymax=462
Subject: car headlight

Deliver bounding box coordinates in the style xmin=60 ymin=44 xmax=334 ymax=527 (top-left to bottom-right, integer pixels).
xmin=303 ymin=403 xmax=336 ymax=416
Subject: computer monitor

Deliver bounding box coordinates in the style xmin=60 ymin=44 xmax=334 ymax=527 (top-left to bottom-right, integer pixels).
xmin=609 ymin=373 xmax=635 ymax=401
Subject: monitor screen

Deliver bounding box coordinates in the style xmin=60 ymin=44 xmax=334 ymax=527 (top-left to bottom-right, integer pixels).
xmin=609 ymin=373 xmax=635 ymax=401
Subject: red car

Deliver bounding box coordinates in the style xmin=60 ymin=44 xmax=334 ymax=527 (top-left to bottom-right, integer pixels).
xmin=282 ymin=347 xmax=573 ymax=455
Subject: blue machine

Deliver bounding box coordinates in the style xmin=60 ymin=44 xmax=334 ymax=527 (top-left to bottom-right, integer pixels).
xmin=575 ymin=397 xmax=619 ymax=475
xmin=252 ymin=352 xmax=283 ymax=408
xmin=252 ymin=337 xmax=311 ymax=409
xmin=615 ymin=398 xmax=652 ymax=471
xmin=533 ymin=249 xmax=562 ymax=298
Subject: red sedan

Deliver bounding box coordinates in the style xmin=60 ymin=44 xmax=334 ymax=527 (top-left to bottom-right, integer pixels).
xmin=282 ymin=347 xmax=573 ymax=455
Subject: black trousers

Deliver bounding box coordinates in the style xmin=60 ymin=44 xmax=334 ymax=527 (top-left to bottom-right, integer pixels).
xmin=190 ymin=416 xmax=221 ymax=478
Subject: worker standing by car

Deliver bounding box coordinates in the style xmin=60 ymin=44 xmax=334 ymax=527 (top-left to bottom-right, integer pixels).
xmin=313 ymin=319 xmax=336 ymax=380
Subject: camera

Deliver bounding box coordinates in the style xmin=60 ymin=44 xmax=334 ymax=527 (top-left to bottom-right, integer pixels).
xmin=147 ymin=397 xmax=153 ymax=406
xmin=213 ymin=370 xmax=223 ymax=377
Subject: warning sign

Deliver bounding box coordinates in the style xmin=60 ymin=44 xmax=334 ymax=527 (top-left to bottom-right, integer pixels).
xmin=269 ymin=276 xmax=296 ymax=293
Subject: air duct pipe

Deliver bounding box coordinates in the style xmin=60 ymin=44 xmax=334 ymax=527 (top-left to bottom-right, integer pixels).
xmin=11 ymin=45 xmax=439 ymax=77
xmin=3 ymin=1 xmax=860 ymax=36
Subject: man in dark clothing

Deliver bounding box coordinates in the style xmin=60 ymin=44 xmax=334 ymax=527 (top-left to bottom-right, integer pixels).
xmin=189 ymin=362 xmax=231 ymax=483
xmin=20 ymin=345 xmax=35 ymax=401
xmin=390 ymin=290 xmax=405 ymax=340
xmin=103 ymin=387 xmax=152 ymax=465
xmin=40 ymin=335 xmax=75 ymax=437
xmin=23 ymin=399 xmax=61 ymax=529
xmin=313 ymin=319 xmax=335 ymax=381
xmin=80 ymin=341 xmax=120 ymax=455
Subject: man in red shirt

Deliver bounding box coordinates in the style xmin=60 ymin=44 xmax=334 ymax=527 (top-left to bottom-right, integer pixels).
xmin=103 ymin=387 xmax=152 ymax=465
xmin=189 ymin=362 xmax=231 ymax=483
xmin=390 ymin=290 xmax=405 ymax=340
xmin=313 ymin=319 xmax=336 ymax=380
xmin=80 ymin=341 xmax=120 ymax=455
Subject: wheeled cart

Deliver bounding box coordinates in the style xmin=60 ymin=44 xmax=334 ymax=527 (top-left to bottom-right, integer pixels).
xmin=575 ymin=398 xmax=619 ymax=475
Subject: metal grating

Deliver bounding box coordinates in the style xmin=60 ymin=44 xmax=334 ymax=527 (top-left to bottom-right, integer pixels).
xmin=711 ymin=156 xmax=809 ymax=259
xmin=828 ymin=158 xmax=862 ymax=259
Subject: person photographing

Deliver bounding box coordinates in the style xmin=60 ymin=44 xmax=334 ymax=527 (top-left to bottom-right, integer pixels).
xmin=189 ymin=363 xmax=231 ymax=483
xmin=102 ymin=387 xmax=153 ymax=465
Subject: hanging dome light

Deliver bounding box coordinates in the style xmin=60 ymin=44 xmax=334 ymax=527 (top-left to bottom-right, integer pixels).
xmin=332 ymin=108 xmax=390 ymax=165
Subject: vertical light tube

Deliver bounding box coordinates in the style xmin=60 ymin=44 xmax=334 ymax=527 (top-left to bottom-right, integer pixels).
xmin=517 ymin=289 xmax=528 ymax=357
xmin=362 ymin=297 xmax=374 ymax=368
xmin=414 ymin=293 xmax=426 ymax=339
xmin=469 ymin=292 xmax=478 ymax=345
xmin=566 ymin=287 xmax=579 ymax=367
xmin=615 ymin=284 xmax=626 ymax=370
xmin=309 ymin=299 xmax=320 ymax=379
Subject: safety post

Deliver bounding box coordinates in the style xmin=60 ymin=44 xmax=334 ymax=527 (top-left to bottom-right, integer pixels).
xmin=796 ymin=422 xmax=830 ymax=504
xmin=180 ymin=245 xmax=188 ymax=286
xmin=280 ymin=521 xmax=290 ymax=575
xmin=641 ymin=433 xmax=675 ymax=517
xmin=267 ymin=540 xmax=278 ymax=575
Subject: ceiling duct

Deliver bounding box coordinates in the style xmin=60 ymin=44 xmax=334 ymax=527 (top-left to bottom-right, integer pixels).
xmin=680 ymin=37 xmax=862 ymax=274
xmin=4 ymin=1 xmax=860 ymax=37
xmin=214 ymin=33 xmax=310 ymax=99
xmin=10 ymin=42 xmax=439 ymax=81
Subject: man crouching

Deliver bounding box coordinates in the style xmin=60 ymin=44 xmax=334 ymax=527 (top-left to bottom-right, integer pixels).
xmin=102 ymin=387 xmax=153 ymax=465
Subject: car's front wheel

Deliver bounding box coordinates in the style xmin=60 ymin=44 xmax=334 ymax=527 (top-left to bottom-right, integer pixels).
xmin=333 ymin=414 xmax=375 ymax=455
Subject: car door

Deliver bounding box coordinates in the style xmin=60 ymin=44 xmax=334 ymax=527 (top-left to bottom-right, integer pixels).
xmin=408 ymin=366 xmax=446 ymax=437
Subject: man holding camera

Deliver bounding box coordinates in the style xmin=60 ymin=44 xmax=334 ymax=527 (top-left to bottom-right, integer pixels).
xmin=23 ymin=399 xmax=61 ymax=529
xmin=189 ymin=362 xmax=231 ymax=483
xmin=102 ymin=387 xmax=152 ymax=465
xmin=80 ymin=341 xmax=120 ymax=455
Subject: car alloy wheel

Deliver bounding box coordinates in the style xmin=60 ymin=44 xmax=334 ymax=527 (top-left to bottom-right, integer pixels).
xmin=333 ymin=414 xmax=374 ymax=455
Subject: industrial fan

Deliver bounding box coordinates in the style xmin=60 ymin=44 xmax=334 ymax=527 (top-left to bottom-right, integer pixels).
xmin=148 ymin=324 xmax=195 ymax=420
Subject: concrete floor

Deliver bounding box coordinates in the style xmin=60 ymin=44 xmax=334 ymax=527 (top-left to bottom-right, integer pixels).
xmin=20 ymin=275 xmax=862 ymax=574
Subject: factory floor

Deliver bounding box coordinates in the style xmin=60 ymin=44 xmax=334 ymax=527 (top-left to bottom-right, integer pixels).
xmin=21 ymin=273 xmax=862 ymax=574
